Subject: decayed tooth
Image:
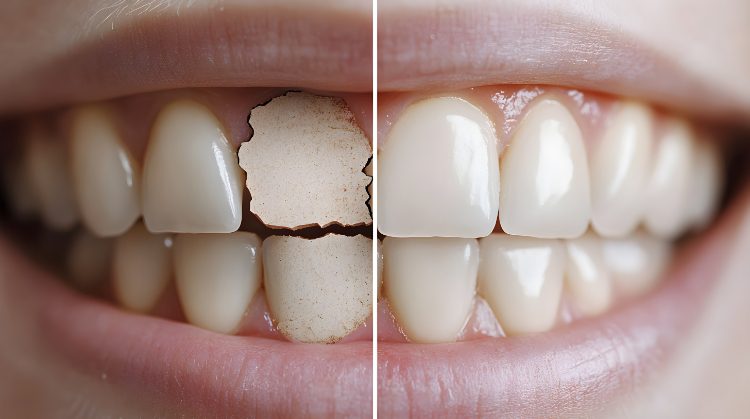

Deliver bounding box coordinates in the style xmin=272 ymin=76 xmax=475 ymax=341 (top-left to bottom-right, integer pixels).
xmin=263 ymin=234 xmax=372 ymax=343
xmin=688 ymin=141 xmax=723 ymax=229
xmin=2 ymin=160 xmax=38 ymax=219
xmin=564 ymin=232 xmax=612 ymax=317
xmin=365 ymin=159 xmax=374 ymax=213
xmin=70 ymin=105 xmax=141 ymax=237
xmin=142 ymin=100 xmax=244 ymax=233
xmin=66 ymin=231 xmax=113 ymax=291
xmin=601 ymin=231 xmax=672 ymax=298
xmin=590 ymin=102 xmax=653 ymax=237
xmin=378 ymin=97 xmax=499 ymax=238
xmin=113 ymin=223 xmax=173 ymax=313
xmin=499 ymin=97 xmax=590 ymax=239
xmin=478 ymin=234 xmax=565 ymax=335
xmin=174 ymin=232 xmax=262 ymax=334
xmin=383 ymin=237 xmax=478 ymax=343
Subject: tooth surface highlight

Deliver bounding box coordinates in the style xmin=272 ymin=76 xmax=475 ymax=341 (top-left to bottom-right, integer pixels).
xmin=383 ymin=237 xmax=478 ymax=343
xmin=688 ymin=141 xmax=723 ymax=229
xmin=174 ymin=232 xmax=262 ymax=334
xmin=142 ymin=100 xmax=243 ymax=233
xmin=70 ymin=106 xmax=140 ymax=237
xmin=67 ymin=231 xmax=113 ymax=291
xmin=378 ymin=97 xmax=499 ymax=238
xmin=564 ymin=232 xmax=612 ymax=317
xmin=478 ymin=234 xmax=565 ymax=335
xmin=602 ymin=232 xmax=672 ymax=298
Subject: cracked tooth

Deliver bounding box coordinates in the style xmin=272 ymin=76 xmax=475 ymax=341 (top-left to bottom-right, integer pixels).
xmin=383 ymin=237 xmax=478 ymax=343
xmin=142 ymin=100 xmax=244 ymax=233
xmin=564 ymin=232 xmax=612 ymax=317
xmin=67 ymin=231 xmax=113 ymax=292
xmin=602 ymin=232 xmax=672 ymax=298
xmin=688 ymin=141 xmax=723 ymax=230
xmin=378 ymin=97 xmax=499 ymax=238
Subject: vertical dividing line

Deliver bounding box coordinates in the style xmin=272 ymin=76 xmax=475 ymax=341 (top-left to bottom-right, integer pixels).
xmin=371 ymin=0 xmax=378 ymax=416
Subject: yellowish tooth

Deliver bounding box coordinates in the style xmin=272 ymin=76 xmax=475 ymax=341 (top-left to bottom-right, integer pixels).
xmin=601 ymin=231 xmax=672 ymax=298
xmin=67 ymin=231 xmax=113 ymax=292
xmin=564 ymin=232 xmax=612 ymax=317
xmin=688 ymin=141 xmax=723 ymax=230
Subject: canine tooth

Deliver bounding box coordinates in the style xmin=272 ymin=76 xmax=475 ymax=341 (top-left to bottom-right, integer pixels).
xmin=383 ymin=237 xmax=478 ymax=343
xmin=70 ymin=106 xmax=140 ymax=237
xmin=67 ymin=231 xmax=113 ymax=291
xmin=590 ymin=102 xmax=653 ymax=237
xmin=478 ymin=235 xmax=565 ymax=335
xmin=263 ymin=234 xmax=372 ymax=343
xmin=602 ymin=232 xmax=672 ymax=298
xmin=564 ymin=232 xmax=612 ymax=317
xmin=113 ymin=223 xmax=173 ymax=312
xmin=174 ymin=233 xmax=262 ymax=334
xmin=378 ymin=97 xmax=499 ymax=238
xmin=499 ymin=98 xmax=590 ymax=239
xmin=688 ymin=141 xmax=723 ymax=229
xmin=142 ymin=100 xmax=244 ymax=233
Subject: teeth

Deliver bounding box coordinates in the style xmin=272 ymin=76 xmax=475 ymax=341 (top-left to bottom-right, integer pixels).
xmin=590 ymin=102 xmax=653 ymax=237
xmin=499 ymin=98 xmax=591 ymax=239
xmin=66 ymin=231 xmax=113 ymax=291
xmin=687 ymin=141 xmax=723 ymax=229
xmin=113 ymin=223 xmax=173 ymax=313
xmin=383 ymin=237 xmax=478 ymax=343
xmin=564 ymin=232 xmax=612 ymax=317
xmin=70 ymin=106 xmax=141 ymax=237
xmin=173 ymin=232 xmax=262 ymax=334
xmin=263 ymin=234 xmax=372 ymax=343
xmin=478 ymin=234 xmax=565 ymax=335
xmin=2 ymin=160 xmax=38 ymax=219
xmin=142 ymin=100 xmax=244 ymax=233
xmin=378 ymin=97 xmax=499 ymax=238
xmin=601 ymin=232 xmax=672 ymax=298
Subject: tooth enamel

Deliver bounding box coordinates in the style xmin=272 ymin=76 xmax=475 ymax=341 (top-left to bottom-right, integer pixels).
xmin=590 ymin=102 xmax=653 ymax=237
xmin=378 ymin=97 xmax=499 ymax=238
xmin=564 ymin=232 xmax=612 ymax=317
xmin=113 ymin=223 xmax=173 ymax=312
xmin=67 ymin=231 xmax=113 ymax=291
xmin=2 ymin=160 xmax=38 ymax=219
xmin=70 ymin=106 xmax=141 ymax=237
xmin=174 ymin=232 xmax=262 ymax=334
xmin=601 ymin=231 xmax=672 ymax=298
xmin=499 ymin=98 xmax=590 ymax=239
xmin=688 ymin=141 xmax=723 ymax=229
xmin=263 ymin=234 xmax=372 ymax=343
xmin=478 ymin=234 xmax=565 ymax=335
xmin=383 ymin=237 xmax=478 ymax=343
xmin=142 ymin=100 xmax=244 ymax=233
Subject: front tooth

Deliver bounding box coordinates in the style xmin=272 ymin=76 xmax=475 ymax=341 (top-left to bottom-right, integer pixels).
xmin=70 ymin=106 xmax=141 ymax=237
xmin=383 ymin=237 xmax=478 ymax=343
xmin=601 ymin=232 xmax=672 ymax=298
xmin=478 ymin=234 xmax=565 ymax=335
xmin=687 ymin=141 xmax=723 ymax=229
xmin=564 ymin=232 xmax=612 ymax=317
xmin=499 ymin=97 xmax=591 ymax=239
xmin=113 ymin=222 xmax=173 ymax=312
xmin=66 ymin=231 xmax=113 ymax=291
xmin=142 ymin=100 xmax=244 ymax=233
xmin=378 ymin=97 xmax=499 ymax=238
xmin=590 ymin=102 xmax=653 ymax=237
xmin=174 ymin=232 xmax=262 ymax=334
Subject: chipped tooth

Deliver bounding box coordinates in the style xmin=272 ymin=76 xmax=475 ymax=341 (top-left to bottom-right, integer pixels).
xmin=263 ymin=234 xmax=372 ymax=343
xmin=564 ymin=232 xmax=612 ymax=317
xmin=378 ymin=97 xmax=499 ymax=238
xmin=499 ymin=98 xmax=591 ymax=239
xmin=70 ymin=106 xmax=141 ymax=237
xmin=174 ymin=232 xmax=262 ymax=334
xmin=67 ymin=231 xmax=113 ymax=291
xmin=601 ymin=231 xmax=672 ymax=298
xmin=142 ymin=100 xmax=244 ymax=233
xmin=688 ymin=141 xmax=723 ymax=229
xmin=383 ymin=237 xmax=478 ymax=343
xmin=113 ymin=223 xmax=173 ymax=313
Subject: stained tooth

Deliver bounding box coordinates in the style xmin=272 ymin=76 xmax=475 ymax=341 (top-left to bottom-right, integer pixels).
xmin=67 ymin=231 xmax=113 ymax=291
xmin=142 ymin=100 xmax=244 ymax=233
xmin=564 ymin=232 xmax=612 ymax=317
xmin=174 ymin=232 xmax=262 ymax=334
xmin=590 ymin=102 xmax=653 ymax=237
xmin=70 ymin=106 xmax=141 ymax=237
xmin=383 ymin=237 xmax=478 ymax=343
xmin=263 ymin=234 xmax=372 ymax=343
xmin=378 ymin=97 xmax=499 ymax=238
xmin=601 ymin=232 xmax=672 ymax=298
xmin=113 ymin=223 xmax=173 ymax=313
xmin=688 ymin=141 xmax=723 ymax=229
xmin=478 ymin=234 xmax=565 ymax=335
xmin=499 ymin=98 xmax=590 ymax=239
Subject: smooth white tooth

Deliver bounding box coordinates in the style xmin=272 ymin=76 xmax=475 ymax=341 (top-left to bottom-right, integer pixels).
xmin=644 ymin=119 xmax=696 ymax=238
xmin=174 ymin=232 xmax=262 ymax=334
xmin=67 ymin=231 xmax=113 ymax=291
xmin=564 ymin=232 xmax=612 ymax=317
xmin=142 ymin=100 xmax=244 ymax=233
xmin=688 ymin=141 xmax=723 ymax=229
xmin=70 ymin=106 xmax=141 ymax=237
xmin=113 ymin=223 xmax=173 ymax=312
xmin=499 ymin=98 xmax=591 ymax=239
xmin=590 ymin=102 xmax=653 ymax=237
xmin=263 ymin=234 xmax=372 ymax=343
xmin=601 ymin=232 xmax=672 ymax=298
xmin=478 ymin=234 xmax=565 ymax=335
xmin=2 ymin=160 xmax=38 ymax=219
xmin=383 ymin=237 xmax=478 ymax=343
xmin=378 ymin=97 xmax=499 ymax=238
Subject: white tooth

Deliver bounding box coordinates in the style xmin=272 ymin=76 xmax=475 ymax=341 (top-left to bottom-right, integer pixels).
xmin=590 ymin=102 xmax=653 ymax=237
xmin=263 ymin=234 xmax=372 ymax=343
xmin=478 ymin=234 xmax=565 ymax=335
xmin=601 ymin=231 xmax=672 ymax=298
xmin=644 ymin=118 xmax=696 ymax=238
xmin=378 ymin=97 xmax=499 ymax=238
xmin=383 ymin=237 xmax=478 ymax=343
xmin=142 ymin=100 xmax=244 ymax=233
xmin=70 ymin=106 xmax=141 ymax=237
xmin=2 ymin=160 xmax=38 ymax=219
xmin=564 ymin=232 xmax=612 ymax=317
xmin=113 ymin=223 xmax=173 ymax=312
xmin=174 ymin=232 xmax=262 ymax=334
xmin=499 ymin=98 xmax=591 ymax=239
xmin=67 ymin=231 xmax=113 ymax=291
xmin=688 ymin=141 xmax=723 ymax=230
